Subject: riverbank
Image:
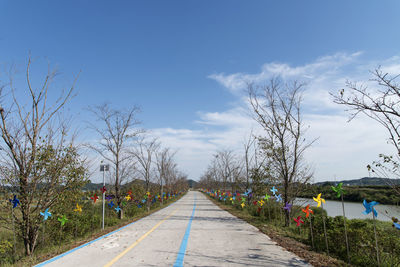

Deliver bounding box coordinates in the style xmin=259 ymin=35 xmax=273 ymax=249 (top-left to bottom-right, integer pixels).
xmin=298 ymin=184 xmax=400 ymax=205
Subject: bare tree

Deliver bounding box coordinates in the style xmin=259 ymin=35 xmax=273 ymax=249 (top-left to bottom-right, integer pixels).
xmin=130 ymin=136 xmax=159 ymax=211
xmin=87 ymin=104 xmax=141 ymax=218
xmin=155 ymin=147 xmax=176 ymax=205
xmin=332 ymin=68 xmax=400 ymax=192
xmin=248 ymin=79 xmax=315 ymax=226
xmin=214 ymin=150 xmax=237 ymax=192
xmin=0 ymin=56 xmax=87 ymax=255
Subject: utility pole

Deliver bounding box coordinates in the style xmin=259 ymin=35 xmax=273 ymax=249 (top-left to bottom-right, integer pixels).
xmin=100 ymin=162 xmax=109 ymax=230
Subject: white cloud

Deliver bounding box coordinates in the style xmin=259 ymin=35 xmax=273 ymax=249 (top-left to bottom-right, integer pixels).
xmin=146 ymin=52 xmax=400 ymax=182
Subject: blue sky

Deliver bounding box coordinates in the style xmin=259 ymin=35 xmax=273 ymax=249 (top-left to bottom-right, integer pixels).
xmin=1 ymin=1 xmax=400 ymax=182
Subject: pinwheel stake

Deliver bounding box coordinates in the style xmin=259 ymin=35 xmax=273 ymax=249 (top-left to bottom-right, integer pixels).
xmin=314 ymin=193 xmax=329 ymax=256
xmin=264 ymin=194 xmax=271 ymax=221
xmin=302 ymin=204 xmax=314 ymax=249
xmin=362 ymin=200 xmax=380 ymax=266
xmin=9 ymin=195 xmax=19 ymax=258
xmin=283 ymin=202 xmax=292 ymax=226
xmin=331 ymin=183 xmax=350 ymax=263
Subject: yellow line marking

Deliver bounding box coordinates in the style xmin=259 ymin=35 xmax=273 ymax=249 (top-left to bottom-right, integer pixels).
xmin=103 ymin=208 xmax=179 ymax=267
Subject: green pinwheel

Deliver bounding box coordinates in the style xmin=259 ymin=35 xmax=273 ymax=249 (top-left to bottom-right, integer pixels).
xmin=264 ymin=193 xmax=271 ymax=201
xmin=58 ymin=215 xmax=68 ymax=226
xmin=331 ymin=182 xmax=345 ymax=198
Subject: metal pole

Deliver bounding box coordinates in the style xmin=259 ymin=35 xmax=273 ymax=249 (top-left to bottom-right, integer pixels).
xmin=102 ymin=168 xmax=105 ymax=230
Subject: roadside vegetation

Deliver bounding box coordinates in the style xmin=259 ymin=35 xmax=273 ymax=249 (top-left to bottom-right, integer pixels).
xmin=202 ymin=189 xmax=400 ymax=267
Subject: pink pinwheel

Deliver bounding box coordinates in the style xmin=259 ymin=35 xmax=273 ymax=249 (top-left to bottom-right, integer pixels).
xmin=293 ymin=216 xmax=304 ymax=227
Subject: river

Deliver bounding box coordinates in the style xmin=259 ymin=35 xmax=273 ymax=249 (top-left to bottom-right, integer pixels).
xmin=295 ymin=198 xmax=400 ymax=222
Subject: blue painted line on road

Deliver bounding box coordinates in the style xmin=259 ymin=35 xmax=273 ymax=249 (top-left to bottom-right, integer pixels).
xmin=35 ymin=196 xmax=183 ymax=267
xmin=173 ymin=194 xmax=196 ymax=267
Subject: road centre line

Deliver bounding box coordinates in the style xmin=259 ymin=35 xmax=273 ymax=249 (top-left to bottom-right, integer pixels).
xmin=103 ymin=207 xmax=179 ymax=267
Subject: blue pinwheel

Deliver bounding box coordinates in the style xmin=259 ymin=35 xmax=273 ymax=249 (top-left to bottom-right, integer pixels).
xmin=105 ymin=195 xmax=113 ymax=201
xmin=115 ymin=206 xmax=121 ymax=213
xmin=275 ymin=194 xmax=282 ymax=202
xmin=137 ymin=204 xmax=142 ymax=208
xmin=283 ymin=202 xmax=292 ymax=212
xmin=243 ymin=189 xmax=252 ymax=197
xmin=108 ymin=201 xmax=115 ymax=208
xmin=40 ymin=208 xmax=52 ymax=221
xmin=9 ymin=195 xmax=20 ymax=208
xmin=142 ymin=199 xmax=146 ymax=203
xmin=394 ymin=222 xmax=400 ymax=230
xmin=362 ymin=200 xmax=379 ymax=217
xmin=270 ymin=186 xmax=278 ymax=195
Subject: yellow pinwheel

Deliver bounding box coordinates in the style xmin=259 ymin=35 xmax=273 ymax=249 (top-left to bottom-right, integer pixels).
xmin=313 ymin=193 xmax=325 ymax=207
xmin=146 ymin=191 xmax=150 ymax=196
xmin=241 ymin=202 xmax=245 ymax=208
xmin=73 ymin=203 xmax=82 ymax=213
xmin=125 ymin=195 xmax=131 ymax=201
xmin=258 ymin=200 xmax=264 ymax=206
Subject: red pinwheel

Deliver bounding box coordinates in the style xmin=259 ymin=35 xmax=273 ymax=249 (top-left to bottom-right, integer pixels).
xmin=127 ymin=190 xmax=132 ymax=196
xmin=253 ymin=201 xmax=258 ymax=206
xmin=101 ymin=186 xmax=107 ymax=194
xmin=91 ymin=193 xmax=99 ymax=203
xmin=257 ymin=207 xmax=262 ymax=214
xmin=302 ymin=204 xmax=314 ymax=218
xmin=293 ymin=216 xmax=304 ymax=227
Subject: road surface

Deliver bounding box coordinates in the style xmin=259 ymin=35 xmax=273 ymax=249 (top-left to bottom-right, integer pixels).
xmin=36 ymin=191 xmax=311 ymax=267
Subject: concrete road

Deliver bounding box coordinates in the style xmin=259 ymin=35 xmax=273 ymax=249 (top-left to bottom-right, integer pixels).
xmin=36 ymin=191 xmax=311 ymax=267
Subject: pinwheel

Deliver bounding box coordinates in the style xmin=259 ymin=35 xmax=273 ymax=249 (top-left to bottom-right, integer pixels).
xmin=127 ymin=190 xmax=132 ymax=196
xmin=125 ymin=195 xmax=131 ymax=201
xmin=91 ymin=193 xmax=99 ymax=203
xmin=393 ymin=222 xmax=400 ymax=230
xmin=115 ymin=206 xmax=121 ymax=213
xmin=58 ymin=215 xmax=68 ymax=226
xmin=331 ymin=182 xmax=345 ymax=198
xmin=275 ymin=194 xmax=282 ymax=202
xmin=293 ymin=216 xmax=304 ymax=227
xmin=264 ymin=193 xmax=271 ymax=201
xmin=243 ymin=189 xmax=252 ymax=197
xmin=301 ymin=204 xmax=314 ymax=218
xmin=137 ymin=204 xmax=142 ymax=208
xmin=313 ymin=193 xmax=325 ymax=207
xmin=283 ymin=202 xmax=292 ymax=212
xmin=105 ymin=195 xmax=113 ymax=201
xmin=362 ymin=199 xmax=380 ymax=265
xmin=9 ymin=195 xmax=20 ymax=208
xmin=108 ymin=201 xmax=115 ymax=208
xmin=314 ymin=193 xmax=329 ymax=255
xmin=121 ymin=201 xmax=127 ymax=207
xmin=258 ymin=200 xmax=264 ymax=207
xmin=253 ymin=200 xmax=258 ymax=206
xmin=146 ymin=191 xmax=150 ymax=197
xmin=241 ymin=202 xmax=245 ymax=208
xmin=270 ymin=186 xmax=278 ymax=195
xmin=142 ymin=199 xmax=146 ymax=203
xmin=362 ymin=200 xmax=379 ymax=218
xmin=74 ymin=203 xmax=82 ymax=213
xmin=302 ymin=204 xmax=315 ymax=248
xmin=40 ymin=208 xmax=52 ymax=221
xmin=101 ymin=186 xmax=107 ymax=194
xmin=332 ymin=182 xmax=350 ymax=263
